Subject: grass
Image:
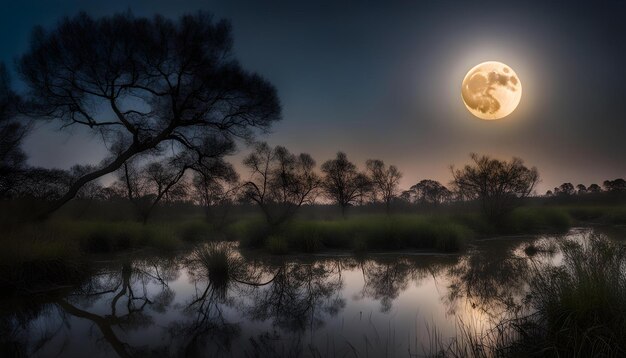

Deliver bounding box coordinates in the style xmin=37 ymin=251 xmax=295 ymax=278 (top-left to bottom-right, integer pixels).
xmin=35 ymin=219 xmax=219 ymax=254
xmin=504 ymin=207 xmax=573 ymax=233
xmin=191 ymin=242 xmax=244 ymax=293
xmin=230 ymin=205 xmax=594 ymax=254
xmin=423 ymin=232 xmax=626 ymax=357
xmin=233 ymin=214 xmax=473 ymax=253
xmin=0 ymin=203 xmax=619 ymax=291
xmin=0 ymin=225 xmax=87 ymax=294
xmin=0 ymin=218 xmax=219 ymax=264
xmin=0 ymin=219 xmax=219 ymax=294
xmin=266 ymin=235 xmax=289 ymax=255
xmin=557 ymin=205 xmax=626 ymax=225
xmin=527 ymin=233 xmax=626 ymax=356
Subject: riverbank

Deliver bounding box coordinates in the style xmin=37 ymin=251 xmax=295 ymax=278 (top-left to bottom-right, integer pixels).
xmin=2 ymin=227 xmax=626 ymax=356
xmin=1 ymin=205 xmax=624 ymax=295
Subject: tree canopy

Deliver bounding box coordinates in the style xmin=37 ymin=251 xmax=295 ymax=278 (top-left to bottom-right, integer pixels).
xmin=451 ymin=153 xmax=539 ymax=221
xmin=321 ymin=152 xmax=370 ymax=216
xmin=243 ymin=142 xmax=320 ymax=225
xmin=0 ymin=64 xmax=29 ymax=199
xmin=19 ymin=11 xmax=281 ymax=216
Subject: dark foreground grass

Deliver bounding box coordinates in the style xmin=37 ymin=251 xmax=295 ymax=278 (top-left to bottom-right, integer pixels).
xmin=229 ymin=206 xmax=586 ymax=254
xmin=527 ymin=234 xmax=626 ymax=356
xmin=451 ymin=207 xmax=573 ymax=236
xmin=0 ymin=219 xmax=219 ymax=294
xmin=2 ymin=204 xmax=618 ymax=292
xmin=426 ymin=233 xmax=626 ymax=357
xmin=564 ymin=205 xmax=626 ymax=225
xmin=231 ymin=215 xmax=473 ymax=253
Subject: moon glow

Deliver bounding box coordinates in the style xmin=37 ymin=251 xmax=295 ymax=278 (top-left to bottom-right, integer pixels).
xmin=461 ymin=61 xmax=522 ymax=120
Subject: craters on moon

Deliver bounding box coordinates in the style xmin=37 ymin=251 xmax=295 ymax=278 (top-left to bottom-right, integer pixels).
xmin=461 ymin=62 xmax=522 ymax=120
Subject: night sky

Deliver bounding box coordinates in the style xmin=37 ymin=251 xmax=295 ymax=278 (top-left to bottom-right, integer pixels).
xmin=2 ymin=0 xmax=625 ymax=192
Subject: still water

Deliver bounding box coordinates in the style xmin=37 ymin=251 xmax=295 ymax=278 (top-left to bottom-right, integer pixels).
xmin=0 ymin=228 xmax=611 ymax=357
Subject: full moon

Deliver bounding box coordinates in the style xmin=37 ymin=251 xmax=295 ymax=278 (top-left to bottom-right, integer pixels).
xmin=461 ymin=61 xmax=522 ymax=120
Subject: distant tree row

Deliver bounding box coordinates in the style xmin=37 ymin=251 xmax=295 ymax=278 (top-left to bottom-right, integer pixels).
xmin=0 ymin=11 xmax=624 ymax=227
xmin=546 ymin=179 xmax=626 ymax=197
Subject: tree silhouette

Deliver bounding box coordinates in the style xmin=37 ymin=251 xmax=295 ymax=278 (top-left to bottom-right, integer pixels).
xmin=405 ymin=179 xmax=452 ymax=205
xmin=117 ymin=159 xmax=189 ymax=224
xmin=451 ymin=153 xmax=539 ymax=222
xmin=588 ymin=183 xmax=602 ymax=193
xmin=0 ymin=64 xmax=29 ymax=199
xmin=558 ymin=182 xmax=575 ymax=196
xmin=603 ymin=179 xmax=626 ymax=192
xmin=243 ymin=142 xmax=320 ymax=225
xmin=18 ymin=12 xmax=281 ymax=218
xmin=13 ymin=168 xmax=69 ymax=200
xmin=244 ymin=261 xmax=344 ymax=332
xmin=365 ymin=159 xmax=402 ymax=214
xmin=192 ymin=159 xmax=240 ymax=228
xmin=576 ymin=184 xmax=587 ymax=195
xmin=321 ymin=152 xmax=371 ymax=217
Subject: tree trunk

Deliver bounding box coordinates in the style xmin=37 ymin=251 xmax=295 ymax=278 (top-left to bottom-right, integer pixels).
xmin=38 ymin=144 xmax=140 ymax=220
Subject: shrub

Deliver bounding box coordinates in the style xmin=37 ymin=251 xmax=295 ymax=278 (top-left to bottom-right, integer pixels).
xmin=278 ymin=215 xmax=472 ymax=253
xmin=266 ymin=235 xmax=288 ymax=255
xmin=178 ymin=221 xmax=213 ymax=243
xmin=504 ymin=207 xmax=572 ymax=233
xmin=192 ymin=243 xmax=243 ymax=291
xmin=228 ymin=218 xmax=272 ymax=248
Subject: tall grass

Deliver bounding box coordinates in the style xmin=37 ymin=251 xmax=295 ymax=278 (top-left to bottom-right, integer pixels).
xmin=191 ymin=242 xmax=244 ymax=293
xmin=0 ymin=225 xmax=87 ymax=294
xmin=0 ymin=219 xmax=218 ymax=273
xmin=564 ymin=205 xmax=626 ymax=225
xmin=232 ymin=215 xmax=472 ymax=253
xmin=528 ymin=234 xmax=626 ymax=356
xmin=504 ymin=207 xmax=572 ymax=233
xmin=423 ymin=233 xmax=626 ymax=357
xmin=451 ymin=207 xmax=574 ymax=236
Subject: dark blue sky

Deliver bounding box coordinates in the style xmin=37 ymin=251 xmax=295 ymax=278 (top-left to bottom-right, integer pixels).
xmin=2 ymin=0 xmax=625 ymax=191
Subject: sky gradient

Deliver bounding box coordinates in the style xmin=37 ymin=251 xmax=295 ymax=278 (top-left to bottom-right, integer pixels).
xmin=2 ymin=0 xmax=625 ymax=193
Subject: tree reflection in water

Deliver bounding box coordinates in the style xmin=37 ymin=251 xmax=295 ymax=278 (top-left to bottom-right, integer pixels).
xmin=56 ymin=256 xmax=180 ymax=357
xmin=359 ymin=256 xmax=456 ymax=313
xmin=0 ymin=237 xmax=570 ymax=357
xmin=242 ymin=259 xmax=346 ymax=332
xmin=445 ymin=238 xmax=557 ymax=320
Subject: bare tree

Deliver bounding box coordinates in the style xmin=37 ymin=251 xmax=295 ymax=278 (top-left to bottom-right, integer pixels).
xmin=18 ymin=12 xmax=281 ymax=218
xmin=0 ymin=64 xmax=30 ymax=199
xmin=365 ymin=159 xmax=402 ymax=214
xmin=118 ymin=159 xmax=188 ymax=223
xmin=451 ymin=153 xmax=539 ymax=222
xmin=192 ymin=159 xmax=240 ymax=228
xmin=243 ymin=142 xmax=320 ymax=225
xmin=13 ymin=168 xmax=70 ymax=200
xmin=321 ymin=152 xmax=371 ymax=217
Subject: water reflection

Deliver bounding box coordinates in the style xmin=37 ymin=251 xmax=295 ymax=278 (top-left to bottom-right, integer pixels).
xmin=59 ymin=258 xmax=180 ymax=357
xmin=359 ymin=256 xmax=456 ymax=313
xmin=0 ymin=230 xmax=599 ymax=357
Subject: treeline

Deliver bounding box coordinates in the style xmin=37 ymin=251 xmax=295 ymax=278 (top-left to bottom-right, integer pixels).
xmin=546 ymin=179 xmax=626 ymax=197
xmin=0 ymin=11 xmax=624 ymax=227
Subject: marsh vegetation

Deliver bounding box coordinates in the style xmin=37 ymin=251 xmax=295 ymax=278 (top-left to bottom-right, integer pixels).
xmin=1 ymin=229 xmax=626 ymax=357
xmin=0 ymin=10 xmax=625 ymax=358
